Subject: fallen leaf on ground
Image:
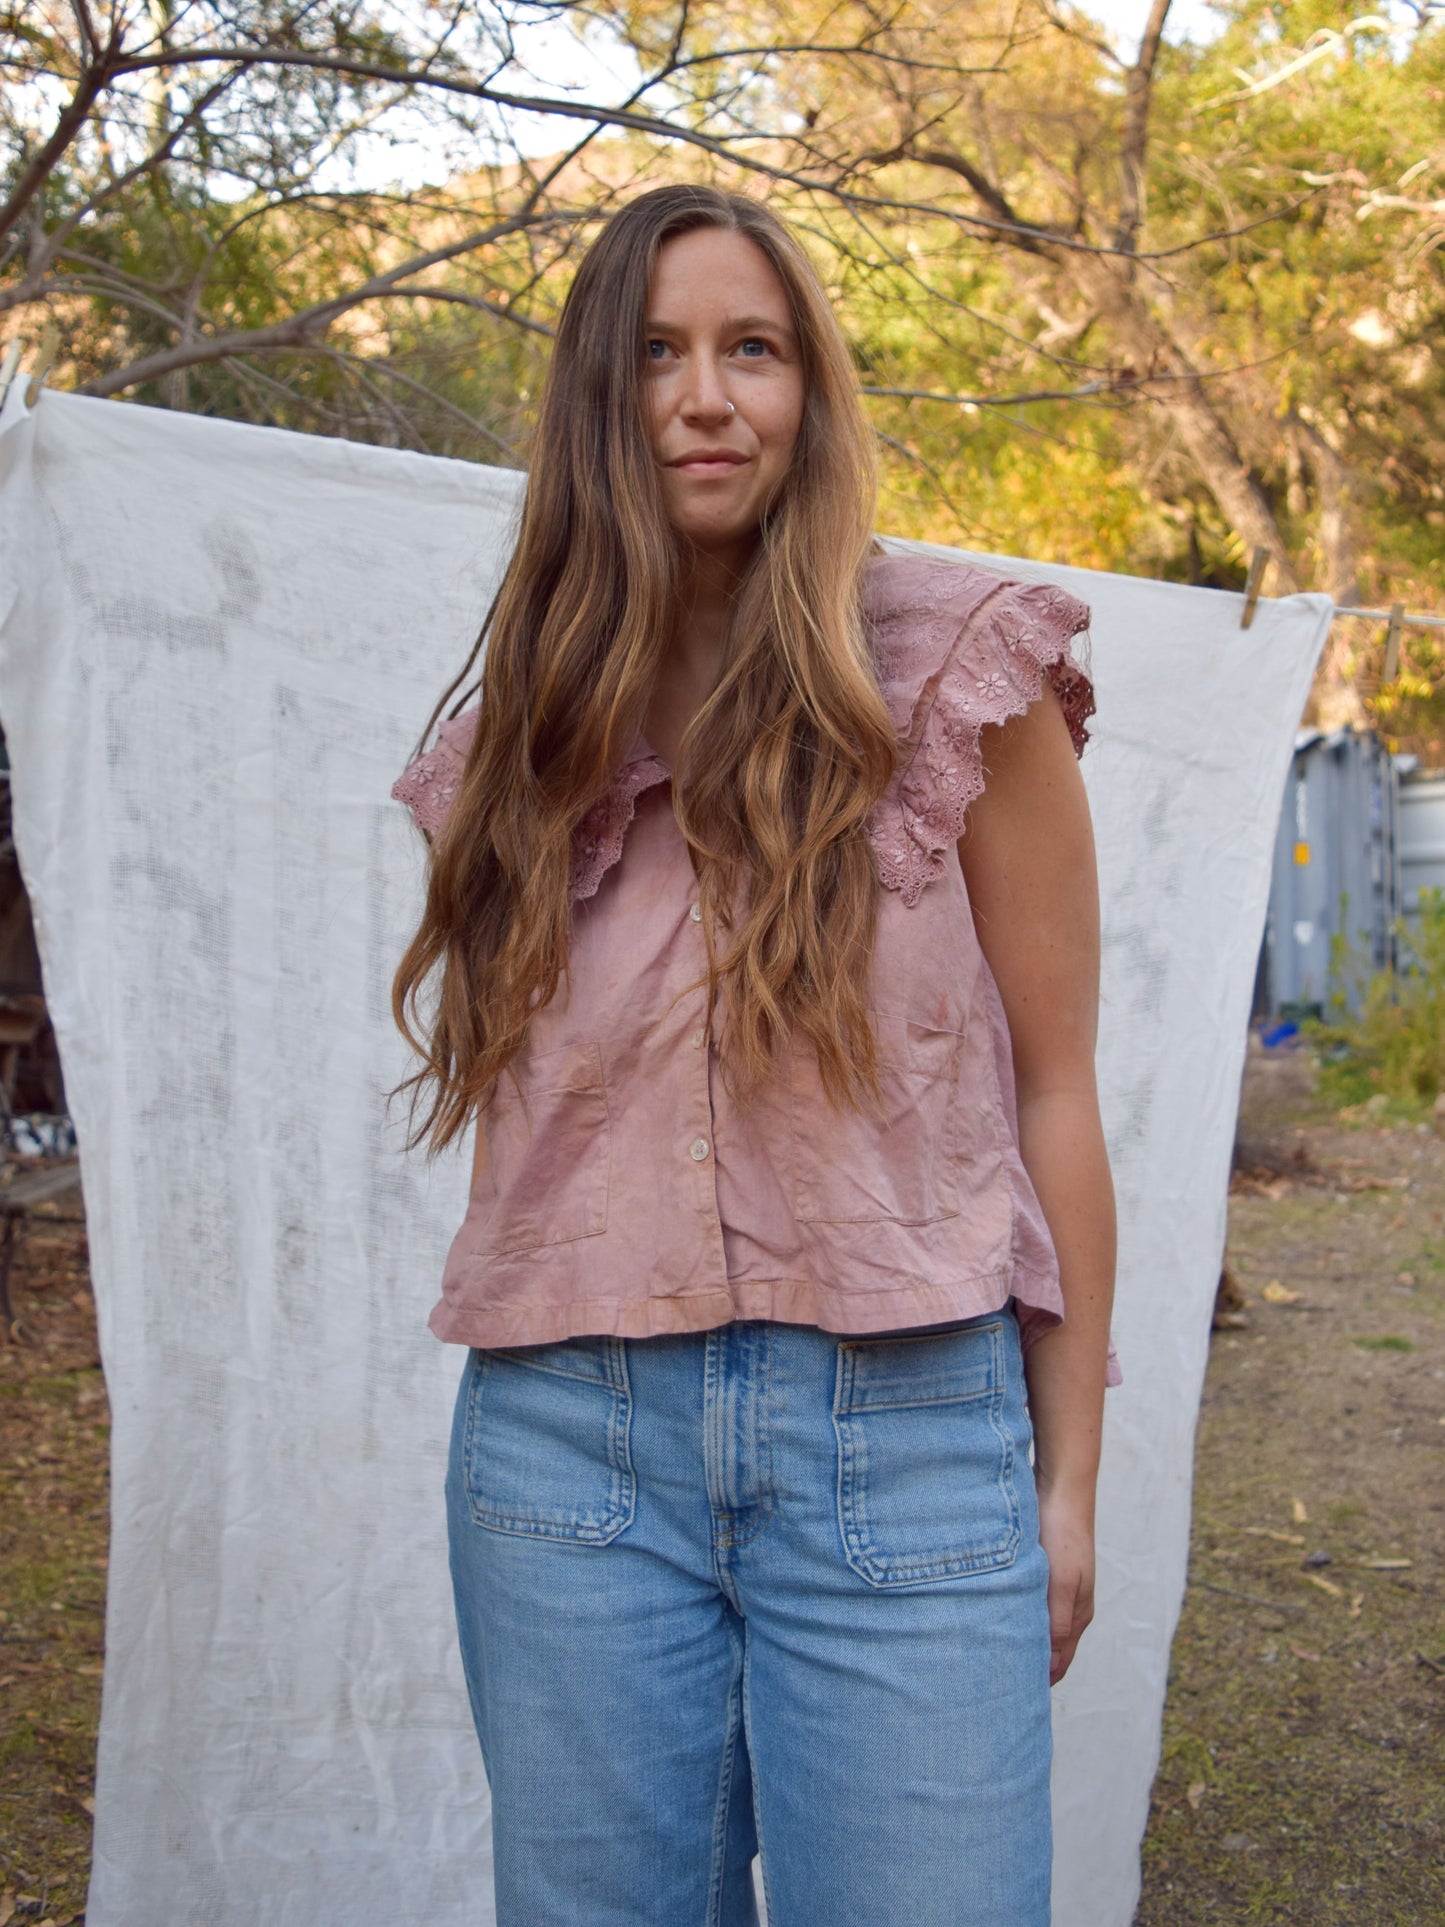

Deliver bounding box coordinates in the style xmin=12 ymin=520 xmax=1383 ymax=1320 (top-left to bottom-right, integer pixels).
xmin=1290 ymin=1645 xmax=1322 ymax=1663
xmin=1262 ymin=1279 xmax=1305 ymax=1304
xmin=1359 ymin=1558 xmax=1413 ymax=1570
xmin=1292 ymin=1497 xmax=1309 ymax=1524
xmin=1186 ymin=1781 xmax=1207 ymax=1811
xmin=1302 ymin=1572 xmax=1344 ymax=1597
xmin=1349 ymin=1593 xmax=1364 ymax=1618
xmin=1241 ymin=1526 xmax=1306 ymax=1544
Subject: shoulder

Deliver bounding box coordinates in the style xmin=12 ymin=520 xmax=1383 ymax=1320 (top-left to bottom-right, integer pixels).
xmin=861 ymin=547 xmax=1094 ymax=759
xmin=860 ymin=549 xmax=1096 ymax=906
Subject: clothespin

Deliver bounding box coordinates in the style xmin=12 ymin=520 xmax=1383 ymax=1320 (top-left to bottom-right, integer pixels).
xmin=1382 ymin=602 xmax=1405 ymax=683
xmin=0 ymin=339 xmax=21 ymax=411
xmin=1240 ymin=547 xmax=1270 ymax=629
xmin=24 ymin=321 xmax=59 ymax=407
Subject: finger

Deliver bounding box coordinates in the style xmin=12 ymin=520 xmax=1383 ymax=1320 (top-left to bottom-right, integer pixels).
xmin=1049 ymin=1629 xmax=1081 ymax=1686
xmin=1048 ymin=1565 xmax=1080 ymax=1653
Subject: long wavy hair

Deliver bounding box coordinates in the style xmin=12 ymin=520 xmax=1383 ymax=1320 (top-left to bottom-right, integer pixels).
xmin=392 ymin=185 xmax=897 ymax=1154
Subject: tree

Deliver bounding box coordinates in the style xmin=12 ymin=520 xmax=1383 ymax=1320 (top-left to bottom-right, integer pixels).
xmin=4 ymin=1 xmax=1443 ymax=732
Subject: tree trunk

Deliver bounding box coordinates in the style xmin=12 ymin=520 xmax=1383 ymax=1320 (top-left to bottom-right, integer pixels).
xmin=1067 ymin=257 xmax=1301 ymax=593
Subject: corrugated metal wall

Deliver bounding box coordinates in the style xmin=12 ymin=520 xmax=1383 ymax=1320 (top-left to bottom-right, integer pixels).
xmin=1260 ymin=729 xmax=1400 ymax=1017
xmin=1397 ymin=772 xmax=1445 ymax=931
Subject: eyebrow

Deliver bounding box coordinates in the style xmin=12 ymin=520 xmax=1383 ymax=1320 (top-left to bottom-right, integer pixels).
xmin=645 ymin=313 xmax=797 ymax=339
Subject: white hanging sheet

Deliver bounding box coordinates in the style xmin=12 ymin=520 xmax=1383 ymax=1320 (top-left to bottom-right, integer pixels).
xmin=0 ymin=387 xmax=1329 ymax=1926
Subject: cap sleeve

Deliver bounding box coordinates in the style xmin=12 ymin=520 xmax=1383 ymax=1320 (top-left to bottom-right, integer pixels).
xmin=865 ymin=559 xmax=1095 ymax=906
xmin=391 ymin=709 xmax=479 ymax=839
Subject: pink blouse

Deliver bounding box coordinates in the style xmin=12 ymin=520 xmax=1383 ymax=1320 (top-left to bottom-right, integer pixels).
xmin=394 ymin=550 xmax=1121 ymax=1385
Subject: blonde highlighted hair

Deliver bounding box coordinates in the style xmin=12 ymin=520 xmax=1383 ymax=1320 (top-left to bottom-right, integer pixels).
xmin=392 ymin=185 xmax=896 ymax=1152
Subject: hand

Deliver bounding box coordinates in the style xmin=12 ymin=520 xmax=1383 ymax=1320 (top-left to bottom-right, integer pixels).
xmin=1037 ymin=1479 xmax=1096 ymax=1687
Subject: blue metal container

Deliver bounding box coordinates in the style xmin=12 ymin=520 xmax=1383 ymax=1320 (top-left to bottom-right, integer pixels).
xmin=1258 ymin=728 xmax=1400 ymax=1018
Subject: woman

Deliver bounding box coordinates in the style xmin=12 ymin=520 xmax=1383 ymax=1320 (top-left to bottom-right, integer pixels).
xmin=392 ymin=184 xmax=1117 ymax=1927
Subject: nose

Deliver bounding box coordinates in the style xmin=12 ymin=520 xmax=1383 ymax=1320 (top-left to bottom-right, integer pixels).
xmin=678 ymin=354 xmax=733 ymax=426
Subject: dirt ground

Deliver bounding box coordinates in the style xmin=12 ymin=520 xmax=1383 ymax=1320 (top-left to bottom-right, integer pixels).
xmin=0 ymin=1211 xmax=104 ymax=1927
xmin=1136 ymin=1043 xmax=1445 ymax=1924
xmin=1 ymin=1046 xmax=1442 ymax=1924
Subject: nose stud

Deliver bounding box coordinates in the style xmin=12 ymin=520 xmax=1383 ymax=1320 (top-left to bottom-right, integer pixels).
xmin=724 ymin=402 xmax=735 ymax=416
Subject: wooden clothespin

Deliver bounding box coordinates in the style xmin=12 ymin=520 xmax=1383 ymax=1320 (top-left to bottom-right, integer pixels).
xmin=24 ymin=321 xmax=59 ymax=407
xmin=0 ymin=339 xmax=21 ymax=411
xmin=1382 ymin=603 xmax=1405 ymax=683
xmin=1241 ymin=547 xmax=1270 ymax=629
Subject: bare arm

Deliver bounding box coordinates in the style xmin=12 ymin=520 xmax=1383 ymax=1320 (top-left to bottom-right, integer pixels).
xmin=957 ymin=681 xmax=1117 ymax=1686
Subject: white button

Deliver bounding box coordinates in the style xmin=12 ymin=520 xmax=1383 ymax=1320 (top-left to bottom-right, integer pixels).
xmin=689 ymin=1137 xmax=710 ymax=1162
xmin=689 ymin=902 xmax=702 ymax=922
xmin=691 ymin=1029 xmax=706 ymax=1049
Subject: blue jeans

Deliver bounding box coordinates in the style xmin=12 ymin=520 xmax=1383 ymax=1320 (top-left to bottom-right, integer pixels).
xmin=446 ymin=1306 xmax=1052 ymax=1926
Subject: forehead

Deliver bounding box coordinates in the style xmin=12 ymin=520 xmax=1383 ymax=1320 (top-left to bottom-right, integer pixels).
xmin=647 ymin=227 xmax=793 ymax=321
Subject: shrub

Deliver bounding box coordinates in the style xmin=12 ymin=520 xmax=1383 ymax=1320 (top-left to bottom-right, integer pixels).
xmin=1306 ymin=889 xmax=1445 ymax=1114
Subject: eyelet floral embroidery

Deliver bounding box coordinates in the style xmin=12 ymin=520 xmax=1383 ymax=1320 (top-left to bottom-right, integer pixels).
xmin=392 ymin=556 xmax=1095 ymax=912
xmin=860 ymin=560 xmax=1094 ymax=908
xmin=568 ymin=753 xmax=671 ymax=902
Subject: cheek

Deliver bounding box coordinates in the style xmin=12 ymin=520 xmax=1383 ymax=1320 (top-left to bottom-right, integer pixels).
xmin=643 ymin=376 xmax=671 ymax=456
xmin=765 ymin=380 xmax=806 ymax=466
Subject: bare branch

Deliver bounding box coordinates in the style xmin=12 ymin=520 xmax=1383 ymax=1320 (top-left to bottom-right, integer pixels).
xmin=1115 ymin=0 xmax=1171 ymax=254
xmin=863 ymin=380 xmax=1111 ymax=407
xmin=0 ymin=23 xmax=122 ymax=244
xmin=892 ymin=144 xmax=1054 ymax=256
xmin=322 ymin=347 xmax=519 ymax=459
xmin=75 ymin=206 xmax=576 ymax=398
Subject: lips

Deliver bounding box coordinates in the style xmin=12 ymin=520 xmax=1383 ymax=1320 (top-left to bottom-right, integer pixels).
xmin=667 ymin=450 xmax=748 ymax=469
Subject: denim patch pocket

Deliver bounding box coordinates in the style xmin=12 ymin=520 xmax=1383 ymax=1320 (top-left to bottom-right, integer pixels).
xmin=461 ymin=1335 xmax=635 ymax=1544
xmin=832 ymin=1318 xmax=1021 ymax=1588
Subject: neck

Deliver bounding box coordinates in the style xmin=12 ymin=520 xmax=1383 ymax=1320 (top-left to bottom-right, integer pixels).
xmin=645 ymin=539 xmax=756 ymax=768
xmin=668 ymin=537 xmax=755 ymax=676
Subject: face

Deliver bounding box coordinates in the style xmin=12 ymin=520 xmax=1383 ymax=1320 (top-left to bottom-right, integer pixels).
xmin=643 ymin=227 xmax=807 ymax=567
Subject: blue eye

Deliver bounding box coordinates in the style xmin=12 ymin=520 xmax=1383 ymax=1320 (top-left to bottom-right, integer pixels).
xmin=645 ymin=339 xmax=668 ymax=360
xmin=738 ymin=338 xmax=769 ymax=357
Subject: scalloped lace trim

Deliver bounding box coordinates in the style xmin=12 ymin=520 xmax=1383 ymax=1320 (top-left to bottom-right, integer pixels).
xmin=393 ymin=709 xmax=671 ymax=902
xmin=568 ymin=754 xmax=671 ymax=902
xmin=865 ymin=576 xmax=1095 ymax=908
xmin=393 ymin=566 xmax=1095 ymax=909
xmin=389 ymin=711 xmax=478 ymax=841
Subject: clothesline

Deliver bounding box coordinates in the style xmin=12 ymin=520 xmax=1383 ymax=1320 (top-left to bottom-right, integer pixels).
xmin=1333 ymin=604 xmax=1445 ymax=630
xmin=1237 ymin=547 xmax=1440 ymax=639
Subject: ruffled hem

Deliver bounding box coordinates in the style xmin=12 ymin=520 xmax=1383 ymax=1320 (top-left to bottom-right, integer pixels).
xmin=864 ymin=565 xmax=1095 ymax=907
xmin=389 ymin=709 xmax=479 ymax=840
xmin=568 ymin=752 xmax=671 ymax=902
xmin=394 ymin=561 xmax=1096 ymax=913
xmin=393 ymin=709 xmax=670 ymax=901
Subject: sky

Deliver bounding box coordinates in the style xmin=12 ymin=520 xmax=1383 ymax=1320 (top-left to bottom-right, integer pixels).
xmin=320 ymin=1 xmax=1234 ymax=194
xmin=1087 ymin=0 xmax=1228 ymax=53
